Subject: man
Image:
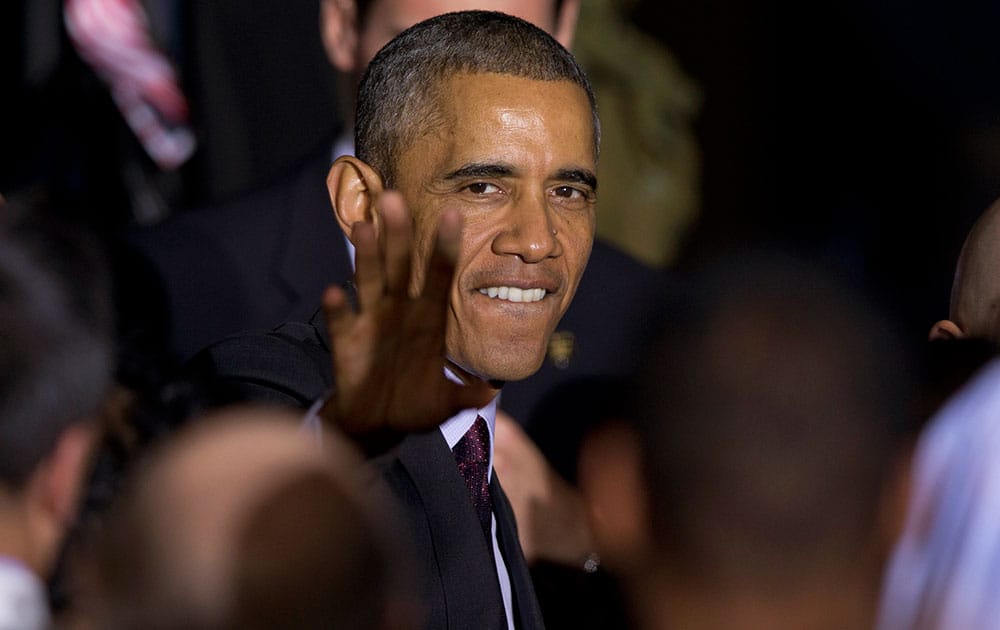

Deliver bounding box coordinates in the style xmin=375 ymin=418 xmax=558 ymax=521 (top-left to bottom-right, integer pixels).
xmin=578 ymin=250 xmax=915 ymax=629
xmin=0 ymin=215 xmax=113 ymax=630
xmin=81 ymin=406 xmax=411 ymax=630
xmin=930 ymin=195 xmax=1000 ymax=344
xmin=193 ymin=11 xmax=599 ymax=629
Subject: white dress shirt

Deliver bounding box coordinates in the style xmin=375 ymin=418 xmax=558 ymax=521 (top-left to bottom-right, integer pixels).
xmin=0 ymin=557 xmax=50 ymax=630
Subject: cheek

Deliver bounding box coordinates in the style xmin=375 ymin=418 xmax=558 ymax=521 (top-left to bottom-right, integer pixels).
xmin=449 ymin=209 xmax=503 ymax=265
xmin=561 ymin=213 xmax=596 ymax=268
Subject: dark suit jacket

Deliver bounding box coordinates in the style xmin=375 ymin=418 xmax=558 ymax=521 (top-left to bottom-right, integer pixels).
xmin=189 ymin=317 xmax=545 ymax=629
xmin=374 ymin=430 xmax=543 ymax=630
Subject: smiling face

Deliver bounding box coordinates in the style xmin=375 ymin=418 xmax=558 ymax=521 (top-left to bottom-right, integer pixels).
xmin=393 ymin=72 xmax=597 ymax=382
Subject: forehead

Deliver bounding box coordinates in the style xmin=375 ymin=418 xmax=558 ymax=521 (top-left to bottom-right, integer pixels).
xmin=411 ymin=72 xmax=595 ymax=166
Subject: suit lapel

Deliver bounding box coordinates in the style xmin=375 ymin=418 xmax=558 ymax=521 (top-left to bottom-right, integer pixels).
xmin=493 ymin=477 xmax=546 ymax=630
xmin=397 ymin=431 xmax=507 ymax=629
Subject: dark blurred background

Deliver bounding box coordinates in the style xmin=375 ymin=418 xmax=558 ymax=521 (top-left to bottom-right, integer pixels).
xmin=631 ymin=0 xmax=1000 ymax=344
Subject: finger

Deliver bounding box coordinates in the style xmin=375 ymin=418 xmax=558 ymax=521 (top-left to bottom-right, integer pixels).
xmin=351 ymin=220 xmax=383 ymax=311
xmin=379 ymin=191 xmax=412 ymax=296
xmin=322 ymin=285 xmax=355 ymax=337
xmin=422 ymin=207 xmax=462 ymax=303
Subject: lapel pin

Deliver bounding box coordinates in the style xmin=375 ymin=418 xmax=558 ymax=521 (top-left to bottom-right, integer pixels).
xmin=547 ymin=331 xmax=575 ymax=369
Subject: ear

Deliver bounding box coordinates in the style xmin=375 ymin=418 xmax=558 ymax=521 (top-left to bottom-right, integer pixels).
xmin=37 ymin=423 xmax=97 ymax=529
xmin=553 ymin=0 xmax=581 ymax=50
xmin=327 ymin=155 xmax=385 ymax=241
xmin=320 ymin=0 xmax=359 ymax=73
xmin=22 ymin=423 xmax=97 ymax=574
xmin=929 ymin=319 xmax=965 ymax=341
xmin=577 ymin=421 xmax=651 ymax=574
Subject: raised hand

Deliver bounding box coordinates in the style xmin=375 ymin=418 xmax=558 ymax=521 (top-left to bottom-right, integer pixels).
xmin=319 ymin=191 xmax=496 ymax=439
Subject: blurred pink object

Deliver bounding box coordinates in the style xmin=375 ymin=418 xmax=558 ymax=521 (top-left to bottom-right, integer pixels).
xmin=64 ymin=0 xmax=195 ymax=170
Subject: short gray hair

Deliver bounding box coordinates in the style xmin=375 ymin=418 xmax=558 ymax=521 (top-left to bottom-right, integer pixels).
xmin=355 ymin=10 xmax=599 ymax=187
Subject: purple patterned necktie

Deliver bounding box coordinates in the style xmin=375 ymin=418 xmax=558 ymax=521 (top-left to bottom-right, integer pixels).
xmin=453 ymin=416 xmax=511 ymax=628
xmin=453 ymin=415 xmax=493 ymax=542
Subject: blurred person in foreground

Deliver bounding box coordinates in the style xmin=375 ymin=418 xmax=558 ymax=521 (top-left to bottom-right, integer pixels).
xmin=0 ymin=202 xmax=114 ymax=630
xmin=919 ymin=196 xmax=1000 ymax=427
xmin=579 ymin=250 xmax=917 ymax=630
xmin=72 ymin=405 xmax=411 ymax=630
xmin=876 ymin=356 xmax=1000 ymax=629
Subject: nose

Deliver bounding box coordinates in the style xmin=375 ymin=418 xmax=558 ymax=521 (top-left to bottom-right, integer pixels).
xmin=491 ymin=193 xmax=561 ymax=263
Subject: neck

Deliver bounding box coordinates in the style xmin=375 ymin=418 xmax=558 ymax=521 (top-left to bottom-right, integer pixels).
xmin=445 ymin=360 xmax=504 ymax=394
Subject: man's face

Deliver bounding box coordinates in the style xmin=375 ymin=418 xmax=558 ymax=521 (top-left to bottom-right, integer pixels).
xmin=392 ymin=72 xmax=596 ymax=382
xmin=357 ymin=0 xmax=562 ymax=70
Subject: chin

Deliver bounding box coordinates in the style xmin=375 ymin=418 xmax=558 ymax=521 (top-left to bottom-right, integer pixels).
xmin=459 ymin=347 xmax=547 ymax=383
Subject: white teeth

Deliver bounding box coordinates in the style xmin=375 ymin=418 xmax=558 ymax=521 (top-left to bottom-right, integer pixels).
xmin=478 ymin=286 xmax=547 ymax=303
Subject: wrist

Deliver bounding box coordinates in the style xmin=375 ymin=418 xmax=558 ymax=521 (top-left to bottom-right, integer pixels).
xmin=318 ymin=391 xmax=405 ymax=457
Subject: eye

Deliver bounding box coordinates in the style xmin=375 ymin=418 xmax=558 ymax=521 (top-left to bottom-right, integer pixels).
xmin=552 ymin=186 xmax=589 ymax=200
xmin=466 ymin=182 xmax=501 ymax=195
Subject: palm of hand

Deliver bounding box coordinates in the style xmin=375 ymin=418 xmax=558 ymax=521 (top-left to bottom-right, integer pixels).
xmin=321 ymin=192 xmax=494 ymax=436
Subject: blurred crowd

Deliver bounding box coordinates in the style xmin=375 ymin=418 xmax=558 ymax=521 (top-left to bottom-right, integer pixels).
xmin=4 ymin=1 xmax=1000 ymax=629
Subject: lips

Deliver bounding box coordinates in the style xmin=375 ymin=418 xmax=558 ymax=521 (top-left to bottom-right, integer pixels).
xmin=477 ymin=286 xmax=547 ymax=303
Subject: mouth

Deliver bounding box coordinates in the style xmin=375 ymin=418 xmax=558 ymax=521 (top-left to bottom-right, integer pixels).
xmin=477 ymin=286 xmax=548 ymax=303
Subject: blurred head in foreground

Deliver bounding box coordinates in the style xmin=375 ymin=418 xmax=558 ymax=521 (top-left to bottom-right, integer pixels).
xmin=0 ymin=197 xmax=114 ymax=629
xmin=83 ymin=406 xmax=413 ymax=630
xmin=0 ymin=203 xmax=113 ymax=573
xmin=931 ymin=196 xmax=1000 ymax=345
xmin=580 ymin=249 xmax=916 ymax=630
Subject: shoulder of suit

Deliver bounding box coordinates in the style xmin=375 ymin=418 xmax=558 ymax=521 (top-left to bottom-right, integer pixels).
xmin=184 ymin=320 xmax=332 ymax=409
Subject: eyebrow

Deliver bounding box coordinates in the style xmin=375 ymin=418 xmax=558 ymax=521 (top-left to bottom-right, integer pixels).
xmin=443 ymin=162 xmax=515 ymax=180
xmin=444 ymin=163 xmax=598 ymax=192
